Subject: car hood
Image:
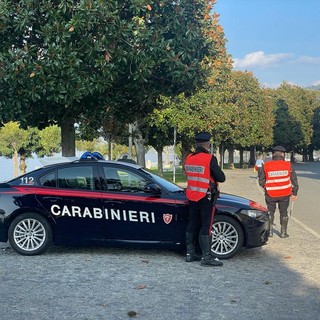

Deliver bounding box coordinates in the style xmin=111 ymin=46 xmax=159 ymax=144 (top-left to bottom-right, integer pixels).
xmin=217 ymin=192 xmax=267 ymax=212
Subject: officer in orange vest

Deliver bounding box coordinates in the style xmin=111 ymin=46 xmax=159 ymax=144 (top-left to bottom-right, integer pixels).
xmin=184 ymin=132 xmax=225 ymax=266
xmin=259 ymin=146 xmax=299 ymax=238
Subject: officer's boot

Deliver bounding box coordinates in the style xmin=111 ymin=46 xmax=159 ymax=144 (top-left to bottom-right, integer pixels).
xmin=185 ymin=233 xmax=201 ymax=262
xmin=280 ymin=217 xmax=289 ymax=238
xmin=199 ymin=235 xmax=223 ymax=267
xmin=269 ymin=212 xmax=274 ymax=237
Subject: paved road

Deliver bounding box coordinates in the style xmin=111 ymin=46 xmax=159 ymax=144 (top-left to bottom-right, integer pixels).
xmin=292 ymin=162 xmax=320 ymax=234
xmin=0 ymin=168 xmax=319 ymax=320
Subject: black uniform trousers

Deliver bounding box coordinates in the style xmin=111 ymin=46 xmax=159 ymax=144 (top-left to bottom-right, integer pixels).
xmin=186 ymin=196 xmax=215 ymax=236
xmin=265 ymin=194 xmax=290 ymax=218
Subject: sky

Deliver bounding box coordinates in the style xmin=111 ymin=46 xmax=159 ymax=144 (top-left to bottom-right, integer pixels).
xmin=214 ymin=0 xmax=320 ymax=88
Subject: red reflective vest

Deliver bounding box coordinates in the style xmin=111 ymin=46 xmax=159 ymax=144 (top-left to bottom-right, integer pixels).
xmin=263 ymin=160 xmax=292 ymax=197
xmin=184 ymin=152 xmax=214 ymax=201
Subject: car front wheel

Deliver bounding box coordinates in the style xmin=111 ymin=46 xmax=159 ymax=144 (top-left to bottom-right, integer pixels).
xmin=8 ymin=213 xmax=53 ymax=256
xmin=211 ymin=215 xmax=244 ymax=259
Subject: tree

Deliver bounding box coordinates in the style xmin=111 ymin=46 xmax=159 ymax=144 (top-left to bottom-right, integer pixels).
xmin=0 ymin=0 xmax=221 ymax=161
xmin=148 ymin=108 xmax=175 ymax=175
xmin=308 ymin=94 xmax=320 ymax=160
xmin=223 ymin=71 xmax=274 ymax=165
xmin=38 ymin=125 xmax=61 ymax=157
xmin=0 ymin=0 xmax=147 ymax=156
xmin=88 ymin=0 xmax=229 ymax=166
xmin=273 ymin=84 xmax=316 ymax=160
xmin=146 ymin=3 xmax=232 ymax=166
xmin=0 ymin=122 xmax=29 ymax=177
xmin=313 ymin=107 xmax=320 ymax=151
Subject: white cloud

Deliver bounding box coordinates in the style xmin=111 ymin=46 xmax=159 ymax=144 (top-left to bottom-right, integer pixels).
xmin=231 ymin=51 xmax=320 ymax=88
xmin=298 ymin=56 xmax=320 ymax=64
xmin=233 ymin=51 xmax=292 ymax=68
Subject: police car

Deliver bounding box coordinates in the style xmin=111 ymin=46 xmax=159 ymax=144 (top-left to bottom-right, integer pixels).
xmin=0 ymin=152 xmax=269 ymax=258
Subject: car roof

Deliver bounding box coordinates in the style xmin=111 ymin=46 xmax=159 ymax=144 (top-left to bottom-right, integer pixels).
xmin=39 ymin=158 xmax=143 ymax=170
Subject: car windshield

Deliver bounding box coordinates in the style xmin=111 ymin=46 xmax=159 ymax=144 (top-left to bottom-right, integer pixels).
xmin=140 ymin=168 xmax=184 ymax=193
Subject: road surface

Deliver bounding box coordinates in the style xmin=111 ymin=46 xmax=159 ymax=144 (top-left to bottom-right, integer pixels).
xmin=292 ymin=162 xmax=320 ymax=235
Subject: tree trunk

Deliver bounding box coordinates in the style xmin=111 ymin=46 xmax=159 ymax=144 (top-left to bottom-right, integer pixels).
xmin=249 ymin=146 xmax=255 ymax=167
xmin=156 ymin=146 xmax=164 ymax=176
xmin=215 ymin=144 xmax=220 ymax=165
xmin=219 ymin=144 xmax=225 ymax=168
xmin=228 ymin=146 xmax=234 ymax=165
xmin=181 ymin=139 xmax=192 ymax=168
xmin=134 ymin=138 xmax=145 ymax=167
xmin=107 ymin=134 xmax=112 ymax=160
xmin=132 ymin=121 xmax=146 ymax=167
xmin=239 ymin=148 xmax=244 ymax=167
xmin=19 ymin=153 xmax=27 ymax=175
xmin=13 ymin=150 xmax=18 ymax=177
xmin=307 ymin=146 xmax=314 ymax=161
xmin=302 ymin=149 xmax=308 ymax=162
xmin=61 ymin=113 xmax=75 ymax=157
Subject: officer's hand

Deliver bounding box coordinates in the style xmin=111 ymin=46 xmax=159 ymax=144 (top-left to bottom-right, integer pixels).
xmin=291 ymin=195 xmax=297 ymax=201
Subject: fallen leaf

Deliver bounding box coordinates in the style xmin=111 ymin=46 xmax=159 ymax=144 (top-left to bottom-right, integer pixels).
xmin=97 ymin=302 xmax=108 ymax=308
xmin=136 ymin=284 xmax=147 ymax=290
xmin=127 ymin=311 xmax=138 ymax=317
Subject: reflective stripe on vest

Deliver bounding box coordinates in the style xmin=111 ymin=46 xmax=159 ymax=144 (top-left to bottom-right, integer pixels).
xmin=185 ymin=152 xmax=213 ymax=201
xmin=186 ymin=176 xmax=210 ymax=184
xmin=187 ymin=185 xmax=209 ymax=193
xmin=264 ymin=160 xmax=292 ymax=197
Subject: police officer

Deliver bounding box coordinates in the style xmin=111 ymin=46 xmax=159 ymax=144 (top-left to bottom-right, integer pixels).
xmin=184 ymin=132 xmax=225 ymax=266
xmin=259 ymin=146 xmax=299 ymax=238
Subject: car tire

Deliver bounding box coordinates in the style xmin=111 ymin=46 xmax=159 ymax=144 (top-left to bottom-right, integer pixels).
xmin=8 ymin=212 xmax=53 ymax=256
xmin=211 ymin=215 xmax=244 ymax=259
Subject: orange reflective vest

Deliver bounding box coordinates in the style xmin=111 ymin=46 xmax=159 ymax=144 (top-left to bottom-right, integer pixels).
xmin=263 ymin=160 xmax=292 ymax=197
xmin=184 ymin=152 xmax=214 ymax=201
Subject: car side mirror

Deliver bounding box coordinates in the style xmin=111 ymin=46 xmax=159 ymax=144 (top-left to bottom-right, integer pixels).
xmin=144 ymin=183 xmax=162 ymax=194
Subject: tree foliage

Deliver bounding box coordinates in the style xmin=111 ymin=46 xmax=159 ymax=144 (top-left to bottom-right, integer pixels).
xmin=0 ymin=0 xmax=221 ymax=158
xmin=38 ymin=125 xmax=61 ymax=157
xmin=311 ymin=106 xmax=320 ymax=152
xmin=0 ymin=122 xmax=29 ymax=176
xmin=273 ymin=83 xmax=317 ymax=154
xmin=225 ymin=71 xmax=274 ymax=148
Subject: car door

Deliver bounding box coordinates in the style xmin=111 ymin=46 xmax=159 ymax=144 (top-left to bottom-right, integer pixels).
xmin=36 ymin=164 xmax=105 ymax=242
xmin=100 ymin=164 xmax=180 ymax=243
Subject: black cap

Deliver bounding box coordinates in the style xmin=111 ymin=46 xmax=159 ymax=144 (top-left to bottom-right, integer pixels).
xmin=195 ymin=131 xmax=211 ymax=142
xmin=273 ymin=145 xmax=286 ymax=152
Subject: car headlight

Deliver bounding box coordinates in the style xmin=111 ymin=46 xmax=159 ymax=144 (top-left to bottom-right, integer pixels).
xmin=242 ymin=209 xmax=268 ymax=220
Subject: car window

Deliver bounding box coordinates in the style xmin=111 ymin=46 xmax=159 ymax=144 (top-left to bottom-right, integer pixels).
xmin=141 ymin=168 xmax=184 ymax=193
xmin=39 ymin=166 xmax=95 ymax=190
xmin=103 ymin=166 xmax=148 ymax=192
xmin=39 ymin=171 xmax=57 ymax=187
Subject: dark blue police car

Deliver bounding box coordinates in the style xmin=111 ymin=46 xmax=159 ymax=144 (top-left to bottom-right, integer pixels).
xmin=0 ymin=152 xmax=269 ymax=258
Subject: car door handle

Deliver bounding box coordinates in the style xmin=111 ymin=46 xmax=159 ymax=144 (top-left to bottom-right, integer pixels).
xmin=42 ymin=197 xmax=62 ymax=201
xmin=103 ymin=201 xmax=122 ymax=204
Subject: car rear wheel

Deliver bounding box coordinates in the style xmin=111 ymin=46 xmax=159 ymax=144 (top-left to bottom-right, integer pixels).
xmin=211 ymin=215 xmax=244 ymax=259
xmin=8 ymin=213 xmax=53 ymax=256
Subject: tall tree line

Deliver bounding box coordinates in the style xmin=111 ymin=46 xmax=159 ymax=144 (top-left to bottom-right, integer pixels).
xmin=1 ymin=1 xmax=319 ymax=171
